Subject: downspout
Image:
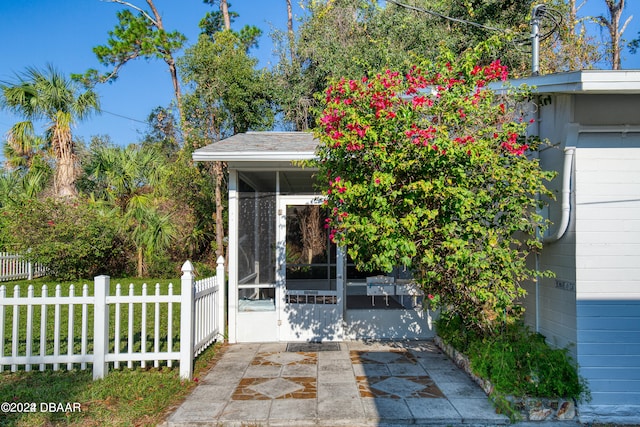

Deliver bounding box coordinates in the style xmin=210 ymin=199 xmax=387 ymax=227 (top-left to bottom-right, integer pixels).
xmin=536 ymin=146 xmax=574 ymax=333
xmin=543 ymin=147 xmax=575 ymax=244
xmin=531 ymin=98 xmax=575 ymax=332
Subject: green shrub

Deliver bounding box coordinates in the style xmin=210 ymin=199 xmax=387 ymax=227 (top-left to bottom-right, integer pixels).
xmin=436 ymin=312 xmax=588 ymax=400
xmin=0 ymin=197 xmax=130 ymax=280
xmin=434 ymin=310 xmax=478 ymax=353
xmin=314 ymin=39 xmax=555 ymax=336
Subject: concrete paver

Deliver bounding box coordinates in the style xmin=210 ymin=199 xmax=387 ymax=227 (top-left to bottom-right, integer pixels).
xmin=165 ymin=340 xmax=567 ymax=427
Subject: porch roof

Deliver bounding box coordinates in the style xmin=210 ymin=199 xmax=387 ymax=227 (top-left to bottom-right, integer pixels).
xmin=192 ymin=131 xmax=318 ymax=162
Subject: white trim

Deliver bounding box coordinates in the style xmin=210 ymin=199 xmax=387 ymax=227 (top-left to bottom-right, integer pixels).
xmin=492 ymin=70 xmax=640 ymax=95
xmin=227 ymin=170 xmax=239 ymax=343
xmin=193 ymin=152 xmax=316 ymax=162
xmin=575 ymin=125 xmax=640 ymax=134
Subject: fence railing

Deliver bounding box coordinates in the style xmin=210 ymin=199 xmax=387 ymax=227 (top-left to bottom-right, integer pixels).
xmin=0 ymin=252 xmax=47 ymax=282
xmin=0 ymin=257 xmax=225 ymax=380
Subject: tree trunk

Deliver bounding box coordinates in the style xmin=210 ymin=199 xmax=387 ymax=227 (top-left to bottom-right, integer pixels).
xmin=145 ymin=0 xmax=187 ymax=136
xmin=52 ymin=125 xmax=78 ymax=198
xmin=286 ymin=0 xmax=295 ymax=62
xmin=602 ymin=0 xmax=632 ymax=70
xmin=137 ymin=246 xmax=144 ymax=278
xmin=221 ymin=0 xmax=231 ymax=30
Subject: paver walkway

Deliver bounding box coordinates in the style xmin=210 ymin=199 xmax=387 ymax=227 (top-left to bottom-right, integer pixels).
xmin=165 ymin=340 xmax=511 ymax=426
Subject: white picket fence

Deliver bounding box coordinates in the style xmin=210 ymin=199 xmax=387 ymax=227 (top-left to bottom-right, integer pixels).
xmin=0 ymin=257 xmax=225 ymax=380
xmin=0 ymin=252 xmax=47 ymax=282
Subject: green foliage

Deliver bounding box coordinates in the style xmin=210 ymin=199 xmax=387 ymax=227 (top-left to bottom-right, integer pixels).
xmin=469 ymin=332 xmax=586 ymax=399
xmin=433 ymin=310 xmax=479 ymax=353
xmin=1 ymin=65 xmax=100 ymax=197
xmin=80 ymin=142 xmax=179 ymax=277
xmin=314 ymin=39 xmax=555 ymax=334
xmin=179 ymin=30 xmax=274 ymax=143
xmin=142 ymin=106 xmax=181 ymax=157
xmin=161 ymin=152 xmax=217 ymax=265
xmin=73 ymin=8 xmax=186 ymax=86
xmin=0 ymin=166 xmax=52 ymax=209
xmin=199 ymin=0 xmax=261 ymax=51
xmin=273 ymin=0 xmax=450 ymax=130
xmin=273 ymin=0 xmax=605 ymax=131
xmin=437 ymin=313 xmax=588 ymax=401
xmin=0 ymin=198 xmax=129 ymax=280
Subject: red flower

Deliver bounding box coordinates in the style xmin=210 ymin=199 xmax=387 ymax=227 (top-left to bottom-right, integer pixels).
xmin=330 ymin=131 xmax=344 ymax=140
xmin=346 ymin=123 xmax=368 ymax=138
xmin=412 ymin=95 xmax=428 ymax=108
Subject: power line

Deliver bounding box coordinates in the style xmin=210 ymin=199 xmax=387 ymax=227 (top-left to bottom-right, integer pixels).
xmin=385 ymin=0 xmax=510 ymax=34
xmin=100 ymin=109 xmax=148 ymax=125
xmin=385 ymin=0 xmax=563 ymax=58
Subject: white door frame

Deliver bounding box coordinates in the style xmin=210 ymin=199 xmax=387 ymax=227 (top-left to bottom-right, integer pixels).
xmin=276 ymin=195 xmax=344 ymax=341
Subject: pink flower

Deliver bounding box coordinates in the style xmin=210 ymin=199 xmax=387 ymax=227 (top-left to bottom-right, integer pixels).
xmin=330 ymin=131 xmax=344 ymax=140
xmin=412 ymin=95 xmax=428 ymax=108
xmin=346 ymin=123 xmax=368 ymax=138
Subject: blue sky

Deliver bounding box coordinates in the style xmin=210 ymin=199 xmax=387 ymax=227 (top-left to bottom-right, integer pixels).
xmin=0 ymin=0 xmax=305 ymax=149
xmin=0 ymin=0 xmax=639 ymax=153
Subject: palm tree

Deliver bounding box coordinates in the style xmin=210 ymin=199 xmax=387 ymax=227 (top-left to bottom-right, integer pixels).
xmin=1 ymin=64 xmax=100 ymax=197
xmin=2 ymin=123 xmax=46 ymax=171
xmin=83 ymin=143 xmax=174 ymax=276
xmin=128 ymin=203 xmax=175 ymax=277
xmin=83 ymin=144 xmax=166 ymax=212
xmin=0 ymin=167 xmax=51 ymax=208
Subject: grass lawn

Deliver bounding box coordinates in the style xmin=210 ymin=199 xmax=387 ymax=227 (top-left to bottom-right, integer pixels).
xmin=0 ymin=341 xmax=224 ymax=426
xmin=1 ymin=276 xmax=225 ymax=426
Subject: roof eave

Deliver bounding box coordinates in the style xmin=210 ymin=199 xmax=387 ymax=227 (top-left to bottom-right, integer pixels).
xmin=491 ymin=70 xmax=640 ymax=95
xmin=192 ymin=151 xmax=317 ymax=162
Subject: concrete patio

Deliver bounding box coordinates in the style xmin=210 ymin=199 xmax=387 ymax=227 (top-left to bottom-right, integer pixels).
xmin=164 ymin=340 xmax=513 ymax=426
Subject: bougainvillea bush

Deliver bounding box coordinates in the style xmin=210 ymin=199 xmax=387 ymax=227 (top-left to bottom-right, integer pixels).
xmin=314 ymin=42 xmax=554 ymax=334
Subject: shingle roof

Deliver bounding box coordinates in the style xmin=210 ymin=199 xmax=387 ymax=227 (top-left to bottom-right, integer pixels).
xmin=192 ymin=131 xmax=318 ymax=162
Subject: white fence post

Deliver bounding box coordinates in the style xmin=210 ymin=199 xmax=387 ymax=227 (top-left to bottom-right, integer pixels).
xmin=216 ymin=255 xmax=225 ymax=340
xmin=93 ymin=275 xmax=110 ymax=380
xmin=179 ymin=260 xmax=195 ymax=380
